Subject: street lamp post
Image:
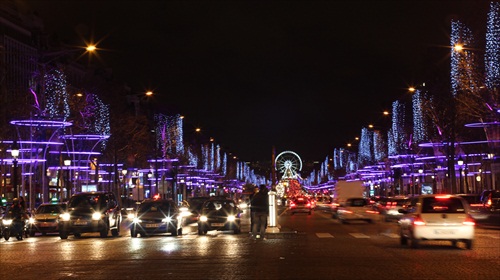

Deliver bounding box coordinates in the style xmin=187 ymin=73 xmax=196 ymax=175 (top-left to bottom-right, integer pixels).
xmin=458 ymin=156 xmax=464 ymax=194
xmin=418 ymin=168 xmax=424 ymax=195
xmin=122 ymin=169 xmax=128 ymax=206
xmin=11 ymin=140 xmax=19 ymax=199
xmin=64 ymin=159 xmax=71 ymax=200
xmin=147 ymin=171 xmax=153 ymax=199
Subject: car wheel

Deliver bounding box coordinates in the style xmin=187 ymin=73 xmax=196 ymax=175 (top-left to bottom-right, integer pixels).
xmin=465 ymin=239 xmax=473 ymax=250
xmin=111 ymin=228 xmax=119 ymax=237
xmin=451 ymin=240 xmax=458 ymax=247
xmin=234 ymin=226 xmax=241 ymax=234
xmin=400 ymin=235 xmax=408 ymax=245
xmin=177 ymin=228 xmax=183 ymax=236
xmin=59 ymin=231 xmax=68 ymax=240
xmin=29 ymin=230 xmax=35 ymax=237
xmin=340 ymin=219 xmax=347 ymax=224
xmin=3 ymin=231 xmax=10 ymax=241
xmin=74 ymin=232 xmax=81 ymax=238
xmin=198 ymin=226 xmax=206 ymax=235
xmin=100 ymin=224 xmax=109 ymax=238
xmin=16 ymin=234 xmax=23 ymax=241
xmin=130 ymin=229 xmax=138 ymax=238
xmin=171 ymin=227 xmax=178 ymax=236
xmin=410 ymin=236 xmax=420 ymax=249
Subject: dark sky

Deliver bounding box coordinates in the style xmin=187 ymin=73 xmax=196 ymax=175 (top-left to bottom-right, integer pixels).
xmin=22 ymin=0 xmax=489 ymax=163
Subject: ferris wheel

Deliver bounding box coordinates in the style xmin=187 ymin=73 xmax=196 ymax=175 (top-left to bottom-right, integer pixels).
xmin=275 ymin=150 xmax=302 ymax=179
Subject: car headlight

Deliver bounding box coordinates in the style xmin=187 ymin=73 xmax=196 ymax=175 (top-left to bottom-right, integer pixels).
xmin=132 ymin=217 xmax=142 ymax=224
xmin=2 ymin=219 xmax=13 ymax=225
xmin=200 ymin=215 xmax=208 ymax=222
xmin=92 ymin=212 xmax=102 ymax=220
xmin=227 ymin=215 xmax=236 ymax=222
xmin=239 ymin=202 xmax=248 ymax=208
xmin=162 ymin=217 xmax=172 ymax=223
xmin=29 ymin=217 xmax=35 ymax=224
xmin=127 ymin=213 xmax=135 ymax=219
xmin=60 ymin=213 xmax=70 ymax=221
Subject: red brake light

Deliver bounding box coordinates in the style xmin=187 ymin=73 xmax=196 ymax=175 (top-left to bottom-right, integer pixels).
xmin=435 ymin=195 xmax=451 ymax=199
xmin=413 ymin=215 xmax=426 ymax=226
xmin=463 ymin=215 xmax=475 ymax=226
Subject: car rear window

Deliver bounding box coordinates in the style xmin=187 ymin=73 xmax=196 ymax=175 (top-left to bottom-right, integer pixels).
xmin=421 ymin=197 xmax=466 ymax=213
xmin=347 ymin=199 xmax=367 ymax=207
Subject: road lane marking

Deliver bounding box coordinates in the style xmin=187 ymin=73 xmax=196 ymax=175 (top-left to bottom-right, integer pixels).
xmin=349 ymin=233 xmax=370 ymax=238
xmin=316 ymin=233 xmax=334 ymax=238
xmin=381 ymin=233 xmax=400 ymax=239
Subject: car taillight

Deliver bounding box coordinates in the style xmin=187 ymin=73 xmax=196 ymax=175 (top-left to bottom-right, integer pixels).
xmin=413 ymin=215 xmax=426 ymax=226
xmin=290 ymin=202 xmax=296 ymax=208
xmin=463 ymin=215 xmax=475 ymax=226
xmin=306 ymin=203 xmax=311 ymax=207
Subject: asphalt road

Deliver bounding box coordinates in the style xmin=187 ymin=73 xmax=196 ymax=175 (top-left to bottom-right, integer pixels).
xmin=1 ymin=205 xmax=499 ymax=280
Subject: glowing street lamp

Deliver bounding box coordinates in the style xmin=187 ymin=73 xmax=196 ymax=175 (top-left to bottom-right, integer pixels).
xmin=11 ymin=140 xmax=19 ymax=199
xmin=457 ymin=156 xmax=464 ymax=194
xmin=64 ymin=159 xmax=71 ymax=200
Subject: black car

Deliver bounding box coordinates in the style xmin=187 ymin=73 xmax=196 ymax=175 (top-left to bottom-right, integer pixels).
xmin=198 ymin=197 xmax=242 ymax=235
xmin=59 ymin=192 xmax=122 ymax=239
xmin=130 ymin=199 xmax=183 ymax=237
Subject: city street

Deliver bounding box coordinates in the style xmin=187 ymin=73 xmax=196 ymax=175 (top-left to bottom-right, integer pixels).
xmin=1 ymin=206 xmax=499 ymax=279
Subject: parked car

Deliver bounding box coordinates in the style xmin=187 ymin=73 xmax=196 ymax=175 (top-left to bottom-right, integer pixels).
xmin=289 ymin=197 xmax=312 ymax=215
xmin=130 ymin=199 xmax=183 ymax=237
xmin=59 ymin=191 xmax=122 ymax=239
xmin=198 ymin=197 xmax=242 ymax=235
xmin=28 ymin=203 xmax=67 ymax=236
xmin=398 ymin=195 xmax=475 ymax=249
xmin=337 ymin=197 xmax=379 ymax=223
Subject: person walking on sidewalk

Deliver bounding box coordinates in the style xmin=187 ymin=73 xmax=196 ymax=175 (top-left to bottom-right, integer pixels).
xmin=251 ymin=185 xmax=269 ymax=239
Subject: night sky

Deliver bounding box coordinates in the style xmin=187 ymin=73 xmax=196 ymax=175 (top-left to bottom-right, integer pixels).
xmin=22 ymin=0 xmax=489 ymax=163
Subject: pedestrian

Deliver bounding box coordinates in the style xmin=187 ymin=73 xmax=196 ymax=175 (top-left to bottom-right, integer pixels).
xmin=250 ymin=185 xmax=269 ymax=239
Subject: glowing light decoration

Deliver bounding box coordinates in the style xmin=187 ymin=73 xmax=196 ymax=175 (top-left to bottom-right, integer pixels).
xmin=188 ymin=149 xmax=198 ymax=167
xmin=81 ymin=93 xmax=110 ymax=149
xmin=358 ymin=127 xmax=373 ymax=167
xmin=222 ymin=152 xmax=227 ymax=176
xmin=412 ymin=89 xmax=426 ymax=143
xmin=210 ymin=142 xmax=215 ymax=171
xmin=214 ymin=145 xmax=220 ymax=172
xmin=450 ymin=20 xmax=475 ymax=96
xmin=373 ymin=130 xmax=387 ymax=162
xmin=486 ymin=1 xmax=500 ymax=90
xmin=155 ymin=114 xmax=184 ymax=158
xmin=45 ymin=69 xmax=70 ymax=120
xmin=388 ymin=100 xmax=407 ymax=155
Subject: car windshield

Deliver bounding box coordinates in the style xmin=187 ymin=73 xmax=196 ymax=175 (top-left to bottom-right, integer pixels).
xmin=68 ymin=195 xmax=104 ymax=209
xmin=422 ymin=197 xmax=466 ymax=213
xmin=138 ymin=201 xmax=172 ymax=213
xmin=203 ymin=200 xmax=235 ymax=210
xmin=36 ymin=205 xmax=64 ymax=214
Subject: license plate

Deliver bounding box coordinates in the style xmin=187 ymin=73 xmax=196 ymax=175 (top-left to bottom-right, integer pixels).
xmin=434 ymin=229 xmax=455 ymax=234
xmin=145 ymin=223 xmax=160 ymax=228
xmin=74 ymin=221 xmax=88 ymax=226
xmin=211 ymin=223 xmax=224 ymax=227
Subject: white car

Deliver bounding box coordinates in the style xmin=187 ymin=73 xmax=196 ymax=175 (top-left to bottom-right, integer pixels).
xmin=398 ymin=195 xmax=475 ymax=249
xmin=337 ymin=198 xmax=379 ymax=223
